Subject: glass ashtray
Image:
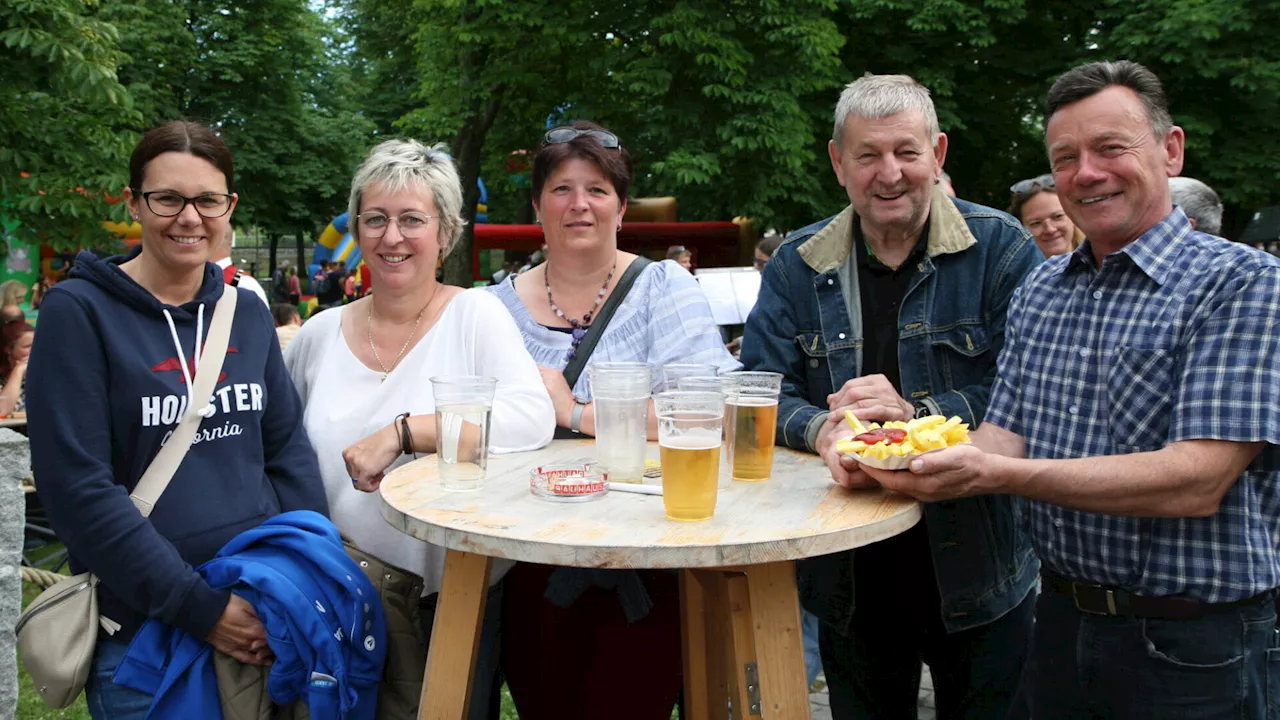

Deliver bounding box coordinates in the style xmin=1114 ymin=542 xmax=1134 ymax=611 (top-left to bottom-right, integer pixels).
xmin=530 ymin=462 xmax=609 ymax=502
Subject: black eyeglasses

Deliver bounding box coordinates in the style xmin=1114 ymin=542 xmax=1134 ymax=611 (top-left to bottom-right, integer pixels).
xmin=137 ymin=190 xmax=234 ymax=218
xmin=543 ymin=127 xmax=620 ymax=149
xmin=1010 ymin=174 xmax=1055 ymax=196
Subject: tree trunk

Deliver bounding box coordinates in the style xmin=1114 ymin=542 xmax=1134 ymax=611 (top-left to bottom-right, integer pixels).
xmin=442 ymin=24 xmax=504 ymax=288
xmin=268 ymin=233 xmax=279 ymax=276
xmin=296 ymin=227 xmax=308 ymax=273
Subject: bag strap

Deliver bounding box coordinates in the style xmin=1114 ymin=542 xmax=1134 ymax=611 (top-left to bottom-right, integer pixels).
xmin=130 ymin=284 xmax=238 ymax=517
xmin=561 ymin=257 xmax=653 ymax=389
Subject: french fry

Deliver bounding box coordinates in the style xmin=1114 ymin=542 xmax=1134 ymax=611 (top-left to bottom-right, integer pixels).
xmin=838 ymin=414 xmax=971 ymax=468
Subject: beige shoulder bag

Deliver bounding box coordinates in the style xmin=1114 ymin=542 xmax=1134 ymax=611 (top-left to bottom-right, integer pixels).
xmin=17 ymin=285 xmax=238 ymax=708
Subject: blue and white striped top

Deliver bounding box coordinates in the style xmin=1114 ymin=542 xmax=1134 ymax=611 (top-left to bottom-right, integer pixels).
xmin=488 ymin=259 xmax=741 ymax=401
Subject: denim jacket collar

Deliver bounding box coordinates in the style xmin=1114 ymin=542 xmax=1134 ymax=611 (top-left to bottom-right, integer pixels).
xmin=797 ymin=185 xmax=978 ymax=274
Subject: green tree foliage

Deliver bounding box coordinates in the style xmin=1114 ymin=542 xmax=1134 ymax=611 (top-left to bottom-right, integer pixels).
xmin=108 ymin=0 xmax=375 ymax=241
xmin=1095 ymin=0 xmax=1280 ymax=234
xmin=0 ymin=0 xmax=139 ymax=250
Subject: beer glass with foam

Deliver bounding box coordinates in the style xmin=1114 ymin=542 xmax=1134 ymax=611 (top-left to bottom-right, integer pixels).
xmin=654 ymin=391 xmax=724 ymax=521
xmin=724 ymin=371 xmax=782 ymax=481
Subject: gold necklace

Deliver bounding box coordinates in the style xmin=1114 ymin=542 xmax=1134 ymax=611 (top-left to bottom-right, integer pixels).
xmin=366 ymin=288 xmax=437 ymax=382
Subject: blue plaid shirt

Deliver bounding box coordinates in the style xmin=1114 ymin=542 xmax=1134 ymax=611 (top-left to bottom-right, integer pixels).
xmin=985 ymin=208 xmax=1280 ymax=603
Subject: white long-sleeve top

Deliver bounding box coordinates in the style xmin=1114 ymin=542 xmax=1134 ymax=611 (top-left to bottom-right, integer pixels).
xmin=284 ymin=289 xmax=555 ymax=595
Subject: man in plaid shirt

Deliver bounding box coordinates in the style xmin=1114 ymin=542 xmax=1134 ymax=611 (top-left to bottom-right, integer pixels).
xmin=862 ymin=60 xmax=1280 ymax=718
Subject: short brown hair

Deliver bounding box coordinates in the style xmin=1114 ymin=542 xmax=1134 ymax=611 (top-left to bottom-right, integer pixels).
xmin=1046 ymin=61 xmax=1173 ymax=139
xmin=129 ymin=121 xmax=235 ymax=193
xmin=532 ymin=121 xmax=632 ymax=202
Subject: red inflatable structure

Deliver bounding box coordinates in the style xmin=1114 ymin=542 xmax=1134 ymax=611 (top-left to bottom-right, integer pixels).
xmin=471 ymin=196 xmax=756 ymax=282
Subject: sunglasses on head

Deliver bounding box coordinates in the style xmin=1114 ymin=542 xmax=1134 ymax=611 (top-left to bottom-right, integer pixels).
xmin=1010 ymin=174 xmax=1055 ymax=195
xmin=543 ymin=126 xmax=621 ymax=149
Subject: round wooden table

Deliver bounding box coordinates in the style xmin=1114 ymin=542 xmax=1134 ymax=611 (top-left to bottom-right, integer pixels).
xmin=380 ymin=439 xmax=920 ymax=720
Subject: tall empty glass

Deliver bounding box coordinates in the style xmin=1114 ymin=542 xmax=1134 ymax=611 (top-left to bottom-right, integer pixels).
xmin=660 ymin=363 xmax=719 ymax=393
xmin=588 ymin=362 xmax=651 ymax=483
xmin=655 ymin=391 xmax=723 ymax=521
xmin=725 ymin=371 xmax=782 ymax=482
xmin=431 ymin=376 xmax=498 ymax=491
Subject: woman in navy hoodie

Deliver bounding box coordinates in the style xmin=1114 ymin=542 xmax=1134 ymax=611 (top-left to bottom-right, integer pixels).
xmin=26 ymin=121 xmax=328 ymax=719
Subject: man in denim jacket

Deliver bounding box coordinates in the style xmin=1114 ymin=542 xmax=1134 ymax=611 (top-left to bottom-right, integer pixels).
xmin=741 ymin=74 xmax=1042 ymax=718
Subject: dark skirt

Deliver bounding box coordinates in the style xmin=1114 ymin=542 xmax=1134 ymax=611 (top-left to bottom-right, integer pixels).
xmin=502 ymin=563 xmax=683 ymax=719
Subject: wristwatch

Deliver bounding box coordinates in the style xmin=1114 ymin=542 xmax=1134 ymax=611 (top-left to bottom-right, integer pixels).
xmin=570 ymin=401 xmax=588 ymax=434
xmin=913 ymin=402 xmax=932 ymax=419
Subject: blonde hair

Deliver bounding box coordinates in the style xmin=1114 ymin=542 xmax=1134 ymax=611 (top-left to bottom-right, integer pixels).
xmin=0 ymin=281 xmax=26 ymax=307
xmin=348 ymin=139 xmax=466 ymax=257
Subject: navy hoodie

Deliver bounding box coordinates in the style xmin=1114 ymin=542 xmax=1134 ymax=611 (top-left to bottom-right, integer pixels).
xmin=27 ymin=248 xmax=329 ymax=642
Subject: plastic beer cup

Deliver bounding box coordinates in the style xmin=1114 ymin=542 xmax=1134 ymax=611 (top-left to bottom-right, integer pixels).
xmin=655 ymin=391 xmax=723 ymax=521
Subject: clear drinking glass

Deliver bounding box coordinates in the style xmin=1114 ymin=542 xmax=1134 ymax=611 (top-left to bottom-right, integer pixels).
xmin=724 ymin=371 xmax=782 ymax=482
xmin=678 ymin=376 xmax=733 ymax=486
xmin=660 ymin=363 xmax=719 ymax=393
xmin=430 ymin=376 xmax=498 ymax=491
xmin=654 ymin=391 xmax=724 ymax=521
xmin=588 ymin=362 xmax=651 ymax=483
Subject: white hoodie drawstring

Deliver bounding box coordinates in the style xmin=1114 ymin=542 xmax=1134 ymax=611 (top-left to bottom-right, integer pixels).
xmin=162 ymin=305 xmax=216 ymax=421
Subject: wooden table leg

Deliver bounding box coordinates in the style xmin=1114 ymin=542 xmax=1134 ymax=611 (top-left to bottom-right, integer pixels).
xmin=680 ymin=570 xmax=730 ymax=720
xmin=420 ymin=549 xmax=492 ymax=720
xmin=702 ymin=574 xmax=731 ymax=720
xmin=743 ymin=560 xmax=810 ymax=720
xmin=723 ymin=571 xmax=760 ymax=718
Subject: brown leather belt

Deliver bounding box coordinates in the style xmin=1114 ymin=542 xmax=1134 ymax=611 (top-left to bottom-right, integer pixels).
xmin=1041 ymin=567 xmax=1272 ymax=621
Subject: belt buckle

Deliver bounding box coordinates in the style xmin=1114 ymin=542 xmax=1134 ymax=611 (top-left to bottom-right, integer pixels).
xmin=1072 ymin=583 xmax=1119 ymax=616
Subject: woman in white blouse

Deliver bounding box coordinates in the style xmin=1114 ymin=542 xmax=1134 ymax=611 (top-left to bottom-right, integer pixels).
xmin=285 ymin=138 xmax=554 ymax=718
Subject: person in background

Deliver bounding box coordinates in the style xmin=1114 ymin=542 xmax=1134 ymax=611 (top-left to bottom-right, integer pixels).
xmin=1169 ymin=176 xmax=1224 ymax=235
xmin=754 ymin=232 xmax=784 ymax=271
xmin=0 ymin=321 xmax=33 ymax=417
xmin=1008 ymin=173 xmax=1084 ymax=257
xmin=742 ymin=74 xmax=1042 ymax=719
xmin=666 ymin=244 xmax=694 ymax=272
xmin=939 ymin=169 xmax=956 ymax=198
xmin=286 ymin=138 xmax=554 ymax=719
xmin=269 ymin=260 xmax=289 ymax=303
xmin=30 ymin=275 xmax=53 ymax=310
xmin=0 ymin=282 xmax=26 ymax=322
xmin=26 ymin=120 xmax=327 ymax=719
xmin=211 ymin=229 xmax=269 ymax=307
xmin=312 ymin=262 xmax=328 ymax=296
xmin=271 ymin=303 xmax=302 ymax=353
xmin=866 ymin=59 xmax=1280 ymax=719
xmin=489 ymin=121 xmax=738 ymax=719
xmin=286 ymin=266 xmax=301 ymax=306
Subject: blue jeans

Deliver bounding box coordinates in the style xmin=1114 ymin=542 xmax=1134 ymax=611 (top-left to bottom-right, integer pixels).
xmin=802 ymin=608 xmax=823 ymax=687
xmin=1028 ymin=583 xmax=1280 ymax=719
xmin=86 ymin=639 xmax=153 ymax=720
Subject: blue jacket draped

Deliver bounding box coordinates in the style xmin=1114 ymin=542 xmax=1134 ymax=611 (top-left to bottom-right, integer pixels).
xmin=116 ymin=511 xmax=386 ymax=719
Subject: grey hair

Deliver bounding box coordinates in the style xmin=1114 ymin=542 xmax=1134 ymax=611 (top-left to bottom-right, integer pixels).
xmin=1046 ymin=61 xmax=1173 ymax=140
xmin=1169 ymin=177 xmax=1223 ymax=235
xmin=348 ymin=139 xmax=466 ymax=256
xmin=832 ymin=74 xmax=941 ymax=148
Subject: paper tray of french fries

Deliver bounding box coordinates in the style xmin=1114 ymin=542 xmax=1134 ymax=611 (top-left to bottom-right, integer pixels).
xmin=835 ymin=411 xmax=970 ymax=470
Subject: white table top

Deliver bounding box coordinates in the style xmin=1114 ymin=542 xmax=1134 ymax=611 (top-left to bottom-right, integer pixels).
xmin=379 ymin=439 xmax=920 ymax=569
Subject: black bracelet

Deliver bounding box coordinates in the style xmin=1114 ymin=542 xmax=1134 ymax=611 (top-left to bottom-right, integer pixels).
xmin=395 ymin=412 xmax=416 ymax=457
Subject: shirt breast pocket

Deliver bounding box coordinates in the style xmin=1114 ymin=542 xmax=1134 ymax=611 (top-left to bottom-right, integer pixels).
xmin=1107 ymin=345 xmax=1174 ymax=451
xmin=930 ymin=324 xmax=991 ymax=389
xmin=795 ymin=332 xmax=833 ymax=401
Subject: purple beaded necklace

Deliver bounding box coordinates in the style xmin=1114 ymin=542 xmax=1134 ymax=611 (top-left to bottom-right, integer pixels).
xmin=546 ymin=261 xmax=616 ymax=361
